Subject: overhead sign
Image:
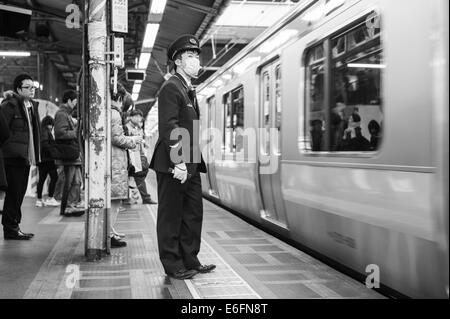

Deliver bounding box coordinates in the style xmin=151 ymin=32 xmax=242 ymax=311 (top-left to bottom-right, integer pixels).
xmin=111 ymin=0 xmax=128 ymax=33
xmin=126 ymin=69 xmax=146 ymax=82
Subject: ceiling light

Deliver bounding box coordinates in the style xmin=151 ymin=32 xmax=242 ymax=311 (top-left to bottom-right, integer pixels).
xmin=0 ymin=51 xmax=31 ymax=57
xmin=131 ymin=93 xmax=139 ymax=101
xmin=132 ymin=83 xmax=142 ymax=94
xmin=150 ymin=0 xmax=168 ymax=14
xmin=138 ymin=52 xmax=151 ymax=69
xmin=347 ymin=63 xmax=386 ymax=69
xmin=143 ymin=23 xmax=159 ymax=48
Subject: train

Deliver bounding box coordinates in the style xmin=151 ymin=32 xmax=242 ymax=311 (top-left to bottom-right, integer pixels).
xmin=147 ymin=0 xmax=449 ymax=298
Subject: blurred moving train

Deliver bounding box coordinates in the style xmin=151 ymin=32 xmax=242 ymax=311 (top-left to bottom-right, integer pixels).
xmin=148 ymin=0 xmax=449 ymax=298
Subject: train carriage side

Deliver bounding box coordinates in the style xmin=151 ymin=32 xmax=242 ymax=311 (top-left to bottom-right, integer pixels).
xmin=198 ymin=0 xmax=448 ymax=298
xmin=278 ymin=0 xmax=448 ymax=298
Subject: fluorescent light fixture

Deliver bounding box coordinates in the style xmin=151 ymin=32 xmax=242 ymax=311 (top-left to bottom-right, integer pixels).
xmin=143 ymin=23 xmax=160 ymax=48
xmin=150 ymin=0 xmax=168 ymax=14
xmin=347 ymin=63 xmax=386 ymax=69
xmin=0 ymin=4 xmax=32 ymax=15
xmin=0 ymin=51 xmax=31 ymax=57
xmin=138 ymin=52 xmax=151 ymax=69
xmin=131 ymin=93 xmax=139 ymax=101
xmin=132 ymin=83 xmax=142 ymax=94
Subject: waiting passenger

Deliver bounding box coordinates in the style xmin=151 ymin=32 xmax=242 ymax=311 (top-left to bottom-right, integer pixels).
xmin=109 ymin=83 xmax=143 ymax=248
xmin=368 ymin=120 xmax=382 ymax=151
xmin=36 ymin=116 xmax=60 ymax=207
xmin=330 ymin=102 xmax=346 ymax=151
xmin=54 ymin=90 xmax=83 ymax=217
xmin=310 ymin=119 xmax=324 ymax=152
xmin=342 ymin=113 xmax=370 ymax=152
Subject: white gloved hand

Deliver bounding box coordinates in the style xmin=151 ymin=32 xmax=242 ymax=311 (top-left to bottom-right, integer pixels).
xmin=173 ymin=163 xmax=188 ymax=184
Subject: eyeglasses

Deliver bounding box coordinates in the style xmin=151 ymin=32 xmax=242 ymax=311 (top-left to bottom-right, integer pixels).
xmin=21 ymin=86 xmax=37 ymax=90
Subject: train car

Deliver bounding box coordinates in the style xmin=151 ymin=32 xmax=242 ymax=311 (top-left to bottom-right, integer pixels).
xmin=193 ymin=0 xmax=448 ymax=298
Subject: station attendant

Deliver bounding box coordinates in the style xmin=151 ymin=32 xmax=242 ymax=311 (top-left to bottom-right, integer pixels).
xmin=150 ymin=34 xmax=216 ymax=280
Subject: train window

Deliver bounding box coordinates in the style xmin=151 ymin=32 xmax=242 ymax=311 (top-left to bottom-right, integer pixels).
xmin=304 ymin=12 xmax=383 ymax=154
xmin=275 ymin=65 xmax=282 ymax=154
xmin=305 ymin=43 xmax=326 ymax=152
xmin=262 ymin=71 xmax=271 ymax=155
xmin=223 ymin=86 xmax=245 ymax=157
xmin=223 ymin=92 xmax=233 ymax=155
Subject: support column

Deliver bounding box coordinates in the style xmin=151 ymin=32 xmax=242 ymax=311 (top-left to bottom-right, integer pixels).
xmin=85 ymin=0 xmax=111 ymax=261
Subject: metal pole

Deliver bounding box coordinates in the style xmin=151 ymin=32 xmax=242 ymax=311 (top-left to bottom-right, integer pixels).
xmin=85 ymin=0 xmax=111 ymax=261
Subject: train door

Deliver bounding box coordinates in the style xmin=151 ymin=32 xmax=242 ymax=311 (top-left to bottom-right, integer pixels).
xmin=206 ymin=96 xmax=219 ymax=198
xmin=258 ymin=61 xmax=288 ymax=229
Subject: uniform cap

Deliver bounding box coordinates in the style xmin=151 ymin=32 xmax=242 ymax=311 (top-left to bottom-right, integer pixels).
xmin=167 ymin=34 xmax=201 ymax=61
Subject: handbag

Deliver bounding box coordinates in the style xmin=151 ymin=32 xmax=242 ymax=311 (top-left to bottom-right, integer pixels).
xmin=54 ymin=139 xmax=80 ymax=161
xmin=128 ymin=148 xmax=149 ymax=178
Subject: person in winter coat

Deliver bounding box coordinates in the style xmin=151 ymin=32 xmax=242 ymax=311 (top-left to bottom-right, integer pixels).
xmin=110 ymin=83 xmax=143 ymax=248
xmin=35 ymin=115 xmax=60 ymax=207
xmin=0 ymin=74 xmax=41 ymax=240
xmin=0 ymin=106 xmax=10 ymax=206
xmin=54 ymin=90 xmax=83 ymax=217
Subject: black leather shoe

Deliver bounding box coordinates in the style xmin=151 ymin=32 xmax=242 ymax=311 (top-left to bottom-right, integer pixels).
xmin=4 ymin=232 xmax=31 ymax=240
xmin=168 ymin=269 xmax=197 ymax=280
xmin=18 ymin=230 xmax=34 ymax=238
xmin=111 ymin=236 xmax=127 ymax=248
xmin=143 ymin=198 xmax=157 ymax=205
xmin=61 ymin=210 xmax=85 ymax=217
xmin=194 ymin=264 xmax=216 ymax=273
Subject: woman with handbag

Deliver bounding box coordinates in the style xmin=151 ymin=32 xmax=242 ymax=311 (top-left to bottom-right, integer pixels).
xmin=35 ymin=116 xmax=59 ymax=207
xmin=110 ymin=83 xmax=143 ymax=248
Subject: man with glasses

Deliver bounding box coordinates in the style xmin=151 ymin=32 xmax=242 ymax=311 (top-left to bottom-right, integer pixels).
xmin=0 ymin=74 xmax=41 ymax=240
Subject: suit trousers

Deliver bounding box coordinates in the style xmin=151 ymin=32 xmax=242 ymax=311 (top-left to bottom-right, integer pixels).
xmin=2 ymin=165 xmax=30 ymax=234
xmin=156 ymin=172 xmax=203 ymax=274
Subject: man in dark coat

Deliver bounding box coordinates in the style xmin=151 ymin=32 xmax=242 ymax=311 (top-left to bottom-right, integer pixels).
xmin=150 ymin=34 xmax=215 ymax=280
xmin=0 ymin=107 xmax=10 ymax=202
xmin=0 ymin=74 xmax=41 ymax=240
xmin=54 ymin=90 xmax=84 ymax=217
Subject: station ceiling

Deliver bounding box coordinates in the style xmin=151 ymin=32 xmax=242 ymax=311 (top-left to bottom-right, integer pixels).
xmin=0 ymin=0 xmax=298 ymax=112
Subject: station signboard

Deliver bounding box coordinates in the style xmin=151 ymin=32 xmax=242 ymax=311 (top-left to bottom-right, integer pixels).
xmin=111 ymin=0 xmax=128 ymax=33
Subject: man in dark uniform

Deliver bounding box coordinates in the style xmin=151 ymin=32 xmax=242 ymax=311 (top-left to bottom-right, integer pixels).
xmin=150 ymin=35 xmax=216 ymax=280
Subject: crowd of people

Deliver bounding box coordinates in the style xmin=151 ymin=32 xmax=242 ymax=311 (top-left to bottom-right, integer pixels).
xmin=0 ymin=33 xmax=216 ymax=279
xmin=0 ymin=73 xmax=156 ymax=247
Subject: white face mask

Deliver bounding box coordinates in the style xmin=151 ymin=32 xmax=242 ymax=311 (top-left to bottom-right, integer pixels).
xmin=182 ymin=56 xmax=201 ymax=78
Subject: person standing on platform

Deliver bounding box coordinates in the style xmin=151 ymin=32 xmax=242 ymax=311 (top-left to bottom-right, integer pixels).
xmin=0 ymin=74 xmax=40 ymax=240
xmin=0 ymin=104 xmax=10 ymax=215
xmin=110 ymin=83 xmax=143 ymax=248
xmin=125 ymin=109 xmax=157 ymax=205
xmin=54 ymin=90 xmax=83 ymax=217
xmin=35 ymin=115 xmax=60 ymax=207
xmin=150 ymin=35 xmax=215 ymax=280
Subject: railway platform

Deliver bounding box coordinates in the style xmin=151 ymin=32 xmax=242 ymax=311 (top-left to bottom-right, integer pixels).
xmin=0 ymin=173 xmax=384 ymax=300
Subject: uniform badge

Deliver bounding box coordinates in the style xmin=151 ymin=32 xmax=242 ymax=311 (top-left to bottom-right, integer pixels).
xmin=189 ymin=38 xmax=197 ymax=45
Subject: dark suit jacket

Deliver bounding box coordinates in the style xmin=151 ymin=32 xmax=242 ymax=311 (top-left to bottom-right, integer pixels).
xmin=0 ymin=109 xmax=10 ymax=190
xmin=150 ymin=73 xmax=206 ymax=176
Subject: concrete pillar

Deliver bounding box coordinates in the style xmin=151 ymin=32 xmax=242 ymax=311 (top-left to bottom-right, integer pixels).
xmin=85 ymin=0 xmax=111 ymax=261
